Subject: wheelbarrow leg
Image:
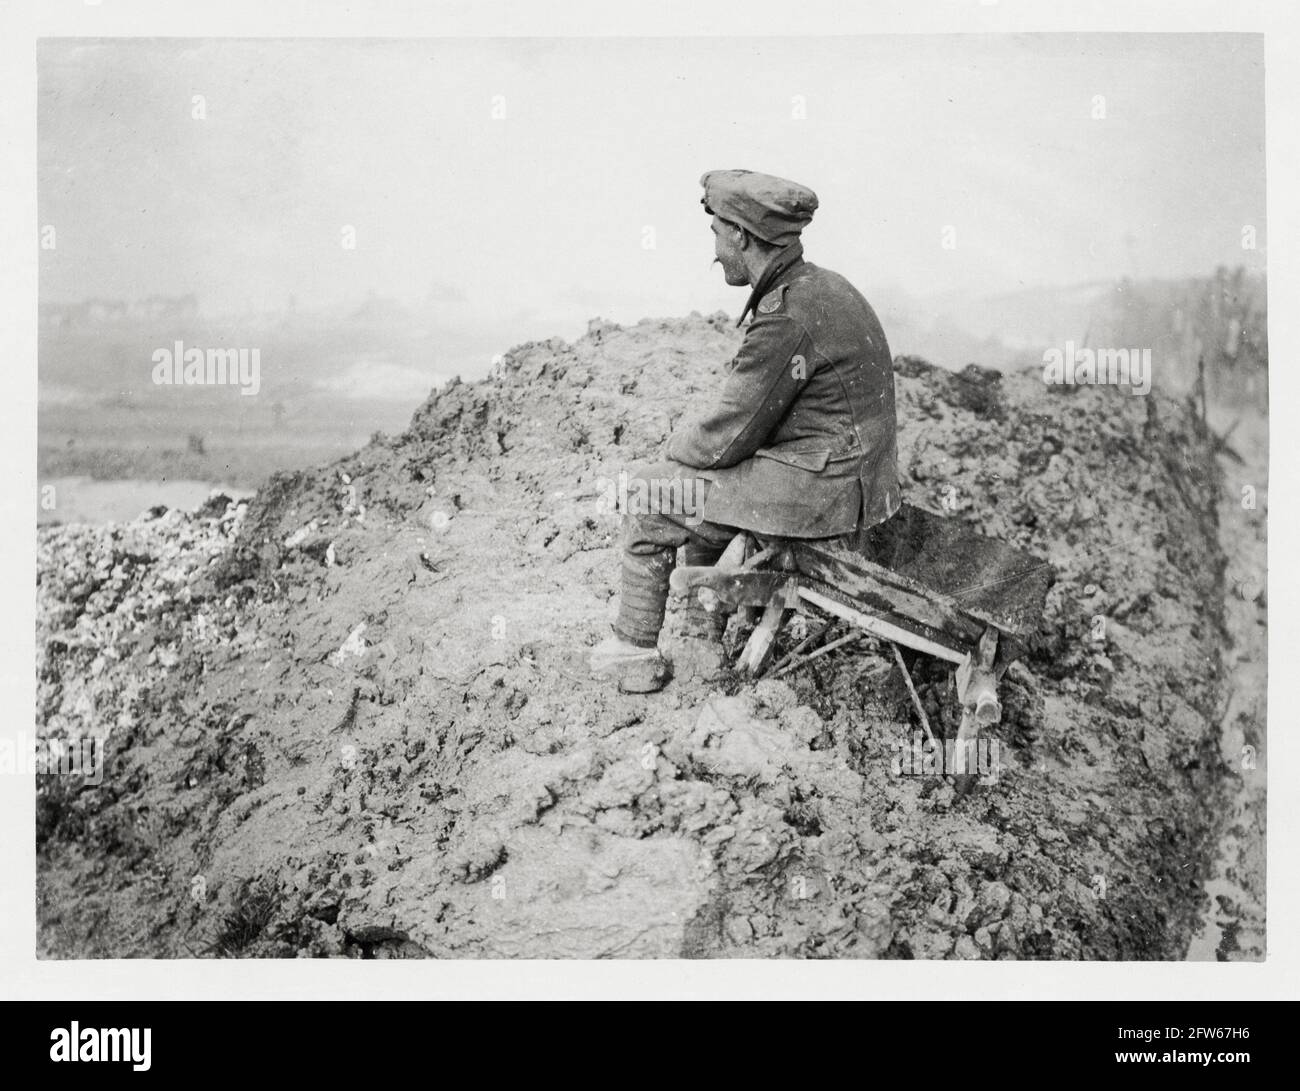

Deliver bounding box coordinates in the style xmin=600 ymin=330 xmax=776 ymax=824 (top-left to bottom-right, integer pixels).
xmin=739 ymin=596 xmax=786 ymax=676
xmin=953 ymin=627 xmax=1003 ymax=777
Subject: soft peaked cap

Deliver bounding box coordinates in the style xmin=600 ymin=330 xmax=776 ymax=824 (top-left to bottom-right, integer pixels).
xmin=700 ymin=169 xmax=819 ymax=246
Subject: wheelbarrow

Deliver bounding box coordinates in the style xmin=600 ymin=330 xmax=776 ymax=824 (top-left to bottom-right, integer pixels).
xmin=669 ymin=502 xmax=1054 ymax=765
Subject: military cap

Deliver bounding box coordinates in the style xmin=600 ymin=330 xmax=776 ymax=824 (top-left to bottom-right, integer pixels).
xmin=700 ymin=169 xmax=819 ymax=246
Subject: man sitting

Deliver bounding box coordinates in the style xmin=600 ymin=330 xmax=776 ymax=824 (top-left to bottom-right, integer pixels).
xmin=591 ymin=169 xmax=901 ymax=692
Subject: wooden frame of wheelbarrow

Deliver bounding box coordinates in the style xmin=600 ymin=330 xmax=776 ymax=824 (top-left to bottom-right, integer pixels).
xmin=669 ymin=531 xmax=1014 ymax=766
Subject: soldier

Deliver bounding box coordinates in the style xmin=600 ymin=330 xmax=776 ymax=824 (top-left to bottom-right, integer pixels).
xmin=591 ymin=169 xmax=901 ymax=692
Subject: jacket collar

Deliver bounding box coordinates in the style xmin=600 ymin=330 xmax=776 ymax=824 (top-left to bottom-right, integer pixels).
xmin=737 ymin=240 xmax=805 ymax=327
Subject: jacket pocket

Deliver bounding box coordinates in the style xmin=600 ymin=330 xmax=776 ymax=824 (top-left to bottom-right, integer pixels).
xmin=753 ymin=447 xmax=832 ymax=472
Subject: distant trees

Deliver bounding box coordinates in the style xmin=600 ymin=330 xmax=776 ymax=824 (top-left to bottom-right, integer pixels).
xmin=1104 ymin=266 xmax=1266 ymax=408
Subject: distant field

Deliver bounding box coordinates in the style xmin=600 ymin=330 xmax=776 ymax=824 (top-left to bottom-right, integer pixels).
xmin=39 ymin=397 xmax=404 ymax=488
xmin=37 ymin=310 xmax=497 ymax=490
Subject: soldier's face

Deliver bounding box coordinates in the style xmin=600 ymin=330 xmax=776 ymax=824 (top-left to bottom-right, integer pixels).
xmin=711 ymin=217 xmax=749 ymax=286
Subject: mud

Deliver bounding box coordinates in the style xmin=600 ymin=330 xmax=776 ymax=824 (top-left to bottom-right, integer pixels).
xmin=36 ymin=312 xmax=1245 ymax=959
xmin=1185 ymin=407 xmax=1266 ymax=961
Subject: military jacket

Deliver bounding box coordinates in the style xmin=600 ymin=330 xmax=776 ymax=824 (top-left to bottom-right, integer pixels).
xmin=667 ymin=243 xmax=901 ymax=537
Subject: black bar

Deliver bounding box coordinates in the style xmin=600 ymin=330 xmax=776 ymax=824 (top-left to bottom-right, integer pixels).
xmin=9 ymin=1000 xmax=1288 ymax=1077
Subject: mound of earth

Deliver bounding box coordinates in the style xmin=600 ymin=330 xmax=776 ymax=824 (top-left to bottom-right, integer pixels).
xmin=36 ymin=312 xmax=1235 ymax=959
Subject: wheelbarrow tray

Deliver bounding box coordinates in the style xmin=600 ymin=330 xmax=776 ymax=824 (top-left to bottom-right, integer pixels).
xmin=787 ymin=503 xmax=1053 ymax=662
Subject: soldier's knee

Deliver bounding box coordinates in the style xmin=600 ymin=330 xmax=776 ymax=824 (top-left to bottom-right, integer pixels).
xmin=618 ymin=461 xmax=708 ymax=527
xmin=621 ymin=506 xmax=682 ymax=551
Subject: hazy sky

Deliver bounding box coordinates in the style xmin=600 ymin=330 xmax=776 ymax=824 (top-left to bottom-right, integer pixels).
xmin=39 ymin=34 xmax=1265 ymax=326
